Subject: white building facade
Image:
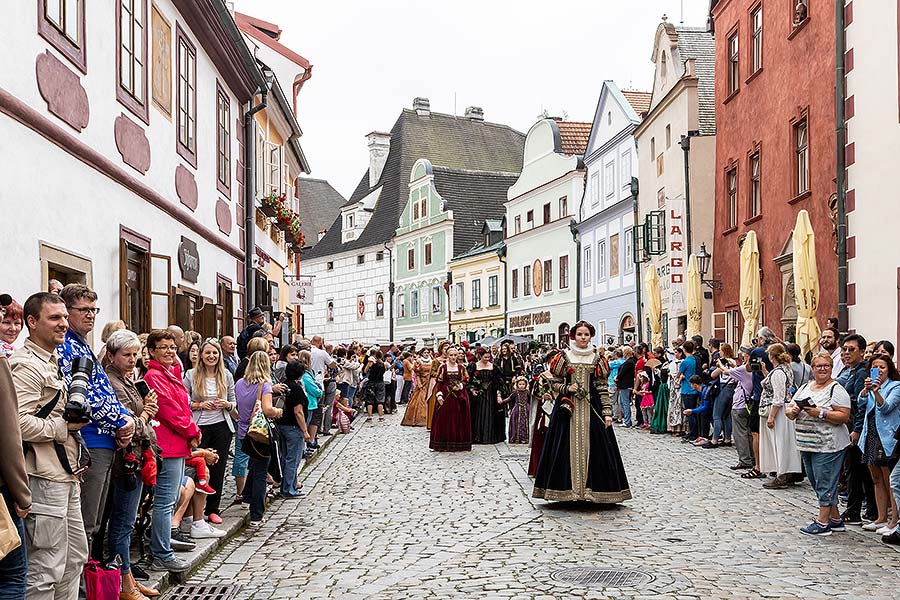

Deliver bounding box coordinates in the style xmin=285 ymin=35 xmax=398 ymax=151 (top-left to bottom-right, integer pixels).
xmin=505 ymin=119 xmax=587 ymax=347
xmin=0 ymin=0 xmax=267 ymax=339
xmin=578 ymin=82 xmax=647 ymax=346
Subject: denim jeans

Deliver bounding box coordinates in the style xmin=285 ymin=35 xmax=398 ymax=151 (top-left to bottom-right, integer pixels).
xmin=890 ymin=459 xmax=900 ymax=516
xmin=617 ymin=389 xmax=632 ymax=426
xmin=150 ymin=457 xmax=185 ymax=561
xmin=106 ymin=476 xmax=143 ymax=573
xmin=712 ymin=384 xmax=734 ymax=441
xmin=246 ymin=455 xmax=269 ymax=521
xmin=278 ymin=425 xmax=305 ymax=496
xmin=0 ymin=488 xmax=26 ymax=600
xmin=681 ymin=393 xmax=699 ymax=438
xmin=802 ymin=449 xmax=846 ymax=507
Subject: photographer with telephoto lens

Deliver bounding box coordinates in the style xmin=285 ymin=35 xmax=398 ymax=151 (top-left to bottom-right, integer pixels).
xmin=10 ymin=292 xmax=89 ymax=600
xmin=56 ymin=284 xmax=134 ymax=560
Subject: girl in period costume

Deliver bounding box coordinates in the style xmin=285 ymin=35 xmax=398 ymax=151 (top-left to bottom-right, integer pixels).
xmin=468 ymin=348 xmax=506 ymax=444
xmin=496 ymin=343 xmax=525 ymax=399
xmin=426 ymin=341 xmax=451 ymax=429
xmin=533 ymin=321 xmax=632 ymax=503
xmin=401 ymin=349 xmax=433 ymax=427
xmin=528 ymin=351 xmax=563 ymax=477
xmin=429 ymin=347 xmax=473 ymax=451
xmin=503 ymin=376 xmax=531 ymax=444
xmin=667 ymin=347 xmax=685 ymax=435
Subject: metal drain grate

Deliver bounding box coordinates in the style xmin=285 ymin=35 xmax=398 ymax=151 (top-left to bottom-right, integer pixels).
xmin=550 ymin=568 xmax=652 ymax=588
xmin=166 ymin=584 xmax=239 ymax=600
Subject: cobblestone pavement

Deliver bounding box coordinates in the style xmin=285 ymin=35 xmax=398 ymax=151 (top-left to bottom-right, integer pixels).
xmin=178 ymin=412 xmax=900 ymax=600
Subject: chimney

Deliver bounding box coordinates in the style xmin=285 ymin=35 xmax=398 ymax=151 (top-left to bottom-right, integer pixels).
xmin=366 ymin=131 xmax=391 ymax=187
xmin=413 ymin=97 xmax=430 ymax=117
xmin=464 ymin=106 xmax=484 ymax=121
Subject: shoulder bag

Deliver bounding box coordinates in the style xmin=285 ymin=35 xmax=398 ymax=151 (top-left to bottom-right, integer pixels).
xmin=0 ymin=496 xmax=20 ymax=560
xmin=247 ymin=383 xmax=271 ymax=443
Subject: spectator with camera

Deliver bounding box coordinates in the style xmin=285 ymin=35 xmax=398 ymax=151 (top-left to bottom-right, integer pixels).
xmin=10 ymin=292 xmax=89 ymax=600
xmin=143 ymin=329 xmax=201 ymax=573
xmin=236 ymin=307 xmax=282 ymax=360
xmin=104 ymin=329 xmax=159 ymax=599
xmin=0 ymin=295 xmax=31 ymax=600
xmin=56 ymin=284 xmax=135 ymax=558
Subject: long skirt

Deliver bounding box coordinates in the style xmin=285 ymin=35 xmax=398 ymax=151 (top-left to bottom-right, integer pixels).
xmin=667 ymin=382 xmax=684 ymax=432
xmin=759 ymin=410 xmax=802 ymax=475
xmin=429 ymin=390 xmax=472 ymax=452
xmin=651 ymin=382 xmax=670 ymax=433
xmin=471 ymin=392 xmax=506 ymax=444
xmin=425 ymin=380 xmax=438 ymax=430
xmin=508 ymin=399 xmax=530 ymax=444
xmin=533 ymin=396 xmax=631 ymax=503
xmin=401 ymin=382 xmax=429 ymax=427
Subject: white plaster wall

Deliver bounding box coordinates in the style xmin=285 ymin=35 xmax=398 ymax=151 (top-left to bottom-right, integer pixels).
xmin=845 ymin=1 xmax=900 ymax=338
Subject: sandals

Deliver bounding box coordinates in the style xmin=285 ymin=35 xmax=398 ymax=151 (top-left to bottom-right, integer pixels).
xmin=741 ymin=468 xmax=765 ymax=479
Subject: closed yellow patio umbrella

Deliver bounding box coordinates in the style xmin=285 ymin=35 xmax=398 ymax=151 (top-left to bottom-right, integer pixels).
xmin=792 ymin=209 xmax=821 ymax=358
xmin=644 ymin=265 xmax=663 ymax=348
xmin=686 ymin=254 xmax=703 ymax=338
xmin=739 ymin=231 xmax=761 ymax=348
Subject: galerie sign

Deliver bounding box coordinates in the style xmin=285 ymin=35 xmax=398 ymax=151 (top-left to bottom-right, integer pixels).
xmin=289 ymin=279 xmax=313 ymax=305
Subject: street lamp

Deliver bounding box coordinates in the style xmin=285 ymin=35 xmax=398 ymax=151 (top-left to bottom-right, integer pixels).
xmin=696 ymin=243 xmax=723 ymax=290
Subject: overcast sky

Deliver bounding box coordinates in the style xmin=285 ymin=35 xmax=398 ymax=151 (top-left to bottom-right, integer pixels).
xmin=233 ymin=0 xmax=710 ymax=198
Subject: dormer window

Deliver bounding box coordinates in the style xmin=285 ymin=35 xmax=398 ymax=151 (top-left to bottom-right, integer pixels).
xmin=347 ymin=213 xmax=354 ymax=229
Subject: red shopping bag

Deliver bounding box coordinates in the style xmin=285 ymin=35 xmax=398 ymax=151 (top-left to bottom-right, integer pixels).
xmin=84 ymin=559 xmax=120 ymax=600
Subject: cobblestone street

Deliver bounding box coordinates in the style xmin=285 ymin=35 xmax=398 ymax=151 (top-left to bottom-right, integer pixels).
xmin=181 ymin=411 xmax=900 ymax=599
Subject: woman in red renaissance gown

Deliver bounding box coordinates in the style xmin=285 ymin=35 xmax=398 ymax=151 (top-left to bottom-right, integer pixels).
xmin=429 ymin=346 xmax=472 ymax=452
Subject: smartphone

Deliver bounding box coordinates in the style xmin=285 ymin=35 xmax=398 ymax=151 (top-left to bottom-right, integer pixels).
xmin=135 ymin=380 xmax=150 ymax=398
xmin=870 ymin=368 xmax=880 ymax=382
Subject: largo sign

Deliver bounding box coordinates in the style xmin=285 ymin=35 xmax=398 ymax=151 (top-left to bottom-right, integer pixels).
xmin=177 ymin=236 xmax=200 ymax=283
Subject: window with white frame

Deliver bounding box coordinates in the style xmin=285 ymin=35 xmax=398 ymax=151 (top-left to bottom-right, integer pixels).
xmin=750 ymin=151 xmax=761 ymax=218
xmin=455 ymin=282 xmax=464 ymax=311
xmin=410 ymin=289 xmax=419 ymax=317
xmin=621 ymin=150 xmax=632 ymax=188
xmin=727 ymin=167 xmax=738 ymax=229
xmin=751 ymin=6 xmax=763 ymax=74
xmin=597 ymin=239 xmax=607 ymax=281
xmin=584 ymin=246 xmax=592 ymax=286
xmin=514 ymin=215 xmax=522 ymax=234
xmin=590 ymin=172 xmax=600 ymax=206
xmin=118 ymin=0 xmax=148 ymax=115
xmin=398 ymin=292 xmax=406 ymax=318
xmin=543 ymin=260 xmax=552 ymax=293
xmin=432 ymin=286 xmax=441 ymax=313
xmin=472 ymin=279 xmax=482 ymax=309
xmin=728 ymin=31 xmax=739 ymax=95
xmin=266 ymin=143 xmax=282 ymax=194
xmin=523 ymin=265 xmax=531 ymax=296
xmin=604 ymin=161 xmax=615 ymax=200
xmin=559 ymin=255 xmax=569 ymax=289
xmin=624 ymin=227 xmax=634 ymax=273
xmin=488 ymin=275 xmax=498 ymax=306
xmin=559 ymin=196 xmax=568 ymax=217
xmin=795 ymin=119 xmax=809 ymax=195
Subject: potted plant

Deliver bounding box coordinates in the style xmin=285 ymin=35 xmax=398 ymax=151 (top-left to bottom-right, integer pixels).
xmin=258 ymin=191 xmax=283 ymax=218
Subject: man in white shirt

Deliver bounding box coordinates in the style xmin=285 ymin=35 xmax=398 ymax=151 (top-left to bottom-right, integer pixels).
xmin=310 ymin=336 xmax=337 ymax=436
xmin=819 ymin=328 xmax=844 ymax=379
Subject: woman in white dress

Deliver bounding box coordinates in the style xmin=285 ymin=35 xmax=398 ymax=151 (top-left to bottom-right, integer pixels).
xmin=758 ymin=343 xmax=802 ymax=489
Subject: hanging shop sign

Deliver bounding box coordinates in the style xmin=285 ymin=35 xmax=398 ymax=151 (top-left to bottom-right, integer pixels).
xmin=289 ymin=279 xmax=314 ymax=306
xmin=177 ymin=236 xmax=200 ymax=283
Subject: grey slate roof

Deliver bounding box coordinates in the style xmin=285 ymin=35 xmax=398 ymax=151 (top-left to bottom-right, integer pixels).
xmin=303 ymin=108 xmax=525 ymax=260
xmin=296 ymin=178 xmax=346 ymax=249
xmin=431 ymin=167 xmax=519 ymax=258
xmin=452 ymin=239 xmax=504 ymax=262
xmin=675 ymin=26 xmax=716 ymax=136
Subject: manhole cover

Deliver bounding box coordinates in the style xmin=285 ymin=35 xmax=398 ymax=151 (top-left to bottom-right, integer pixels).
xmin=166 ymin=584 xmax=239 ymax=600
xmin=550 ymin=568 xmax=652 ymax=588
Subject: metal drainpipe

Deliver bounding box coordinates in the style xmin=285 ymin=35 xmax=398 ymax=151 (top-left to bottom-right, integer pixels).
xmin=680 ymin=134 xmax=693 ymax=256
xmin=632 ymin=179 xmax=643 ymax=344
xmin=243 ymin=91 xmax=268 ymax=314
xmin=385 ymin=242 xmax=394 ymax=343
xmin=500 ymin=245 xmax=508 ymax=335
xmin=571 ymin=219 xmax=580 ymax=322
xmin=835 ymin=0 xmax=848 ymax=332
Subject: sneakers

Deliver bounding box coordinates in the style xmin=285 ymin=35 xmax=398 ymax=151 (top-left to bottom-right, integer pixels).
xmin=840 ymin=512 xmax=863 ymax=526
xmin=248 ymin=519 xmax=262 ymax=528
xmin=862 ymin=521 xmax=887 ymax=531
xmin=207 ymin=513 xmax=223 ymax=525
xmin=378 ymin=416 xmax=385 ymax=422
xmin=828 ymin=518 xmax=846 ymax=532
xmin=195 ymin=481 xmax=216 ymax=495
xmin=170 ymin=529 xmax=196 ymax=552
xmin=800 ymin=520 xmax=832 ymax=536
xmin=149 ymin=556 xmax=190 ymax=573
xmin=876 ymin=524 xmax=896 ymax=535
xmin=191 ymin=521 xmax=226 ymax=539
xmin=763 ymin=475 xmax=790 ymax=490
xmin=882 ymin=530 xmax=900 ymax=545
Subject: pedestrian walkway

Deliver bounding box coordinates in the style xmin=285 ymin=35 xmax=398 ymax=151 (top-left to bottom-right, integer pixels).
xmin=172 ymin=412 xmax=900 ymax=599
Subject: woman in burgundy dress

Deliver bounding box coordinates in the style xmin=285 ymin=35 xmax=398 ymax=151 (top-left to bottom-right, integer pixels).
xmin=429 ymin=347 xmax=472 ymax=452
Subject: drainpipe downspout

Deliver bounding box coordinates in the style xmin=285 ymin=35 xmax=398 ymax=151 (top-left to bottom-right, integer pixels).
xmin=679 ymin=134 xmax=694 ymax=256
xmin=243 ymin=90 xmax=268 ymax=314
xmin=631 ymin=176 xmax=643 ymax=344
xmin=500 ymin=245 xmax=508 ymax=335
xmin=385 ymin=242 xmax=394 ymax=343
xmin=835 ymin=0 xmax=849 ymax=332
xmin=570 ymin=219 xmax=581 ymax=323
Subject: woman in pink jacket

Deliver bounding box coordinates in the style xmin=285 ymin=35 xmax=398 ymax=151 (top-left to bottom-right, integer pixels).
xmin=143 ymin=329 xmax=201 ymax=573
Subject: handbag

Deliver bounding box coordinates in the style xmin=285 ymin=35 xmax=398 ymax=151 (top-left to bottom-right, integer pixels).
xmin=247 ymin=383 xmax=271 ymax=444
xmin=84 ymin=559 xmax=120 ymax=600
xmin=0 ymin=495 xmax=21 ymax=561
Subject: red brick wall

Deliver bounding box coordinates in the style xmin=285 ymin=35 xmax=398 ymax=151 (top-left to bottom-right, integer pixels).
xmin=711 ymin=1 xmax=837 ymax=333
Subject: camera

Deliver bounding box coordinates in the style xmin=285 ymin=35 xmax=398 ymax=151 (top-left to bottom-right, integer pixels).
xmin=65 ymin=356 xmax=94 ymax=424
xmin=748 ymin=356 xmax=762 ymax=373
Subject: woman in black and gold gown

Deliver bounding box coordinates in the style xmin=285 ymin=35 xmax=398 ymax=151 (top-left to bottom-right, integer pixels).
xmin=468 ymin=348 xmax=505 ymax=444
xmin=533 ymin=321 xmax=631 ymax=503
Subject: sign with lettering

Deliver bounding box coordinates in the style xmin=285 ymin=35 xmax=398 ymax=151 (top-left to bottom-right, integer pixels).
xmin=289 ymin=279 xmax=313 ymax=305
xmin=509 ymin=310 xmax=551 ymax=334
xmin=667 ymin=199 xmax=686 ymax=314
xmin=177 ymin=237 xmax=200 ymax=283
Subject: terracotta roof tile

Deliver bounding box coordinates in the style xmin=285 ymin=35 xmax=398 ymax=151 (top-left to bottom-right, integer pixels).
xmin=621 ymin=91 xmax=652 ymax=117
xmin=555 ymin=121 xmax=592 ymax=156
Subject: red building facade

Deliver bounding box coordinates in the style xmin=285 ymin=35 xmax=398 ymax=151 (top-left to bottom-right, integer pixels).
xmin=710 ymin=0 xmax=837 ymax=344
